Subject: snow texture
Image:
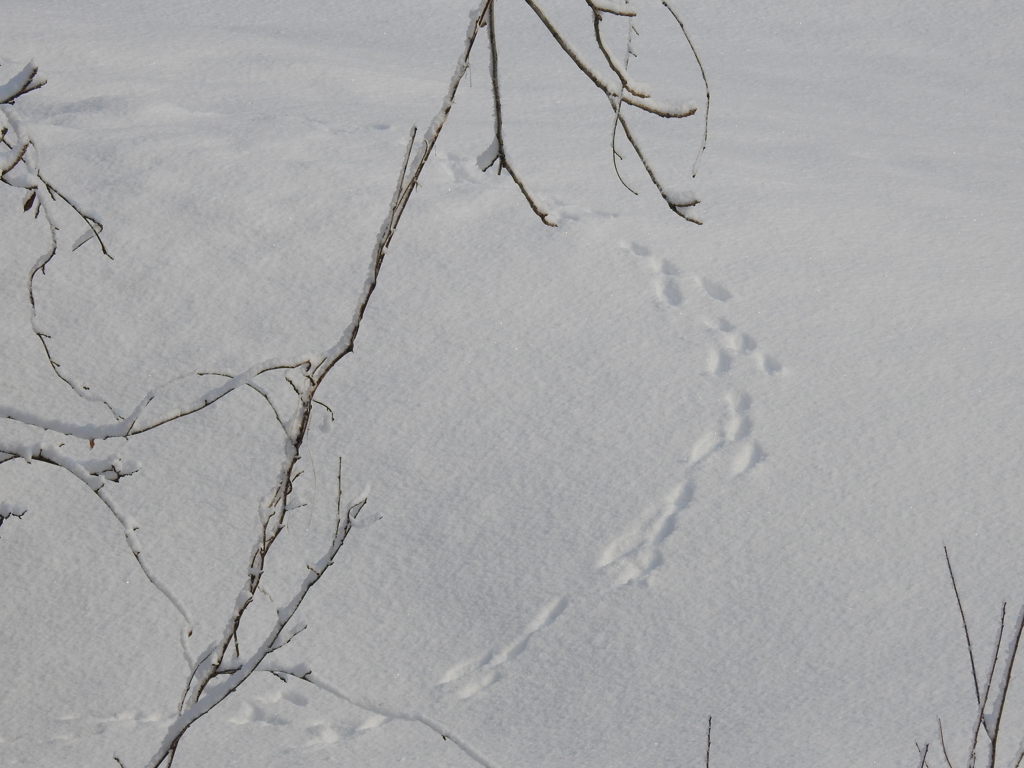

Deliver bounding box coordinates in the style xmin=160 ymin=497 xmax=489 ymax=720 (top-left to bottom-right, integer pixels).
xmin=1 ymin=1 xmax=1023 ymax=767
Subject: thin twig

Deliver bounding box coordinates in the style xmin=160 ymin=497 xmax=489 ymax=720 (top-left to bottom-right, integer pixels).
xmin=705 ymin=715 xmax=712 ymax=768
xmin=197 ymin=372 xmax=288 ymax=431
xmin=608 ymin=20 xmax=641 ymax=196
xmin=983 ymin=599 xmax=1024 ymax=768
xmin=968 ymin=603 xmax=1005 ymax=768
xmin=938 ymin=718 xmax=957 ymax=768
xmin=520 ymin=0 xmax=695 ymax=117
xmin=144 ymin=498 xmax=366 ymax=768
xmin=482 ymin=0 xmax=556 ymax=226
xmin=266 ymin=667 xmax=505 ymax=768
xmin=604 ymin=100 xmax=701 ymax=222
xmin=918 ymin=743 xmax=931 ymax=768
xmin=945 ymin=546 xmax=981 ymax=705
xmin=1 ymin=440 xmax=194 ymax=650
xmin=662 ymin=0 xmax=710 ymax=177
xmin=168 ymin=2 xmax=496 ymax=740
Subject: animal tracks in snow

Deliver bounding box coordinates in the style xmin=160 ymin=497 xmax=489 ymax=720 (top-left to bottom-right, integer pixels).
xmin=438 ymin=596 xmax=570 ymax=700
xmin=697 ymin=276 xmax=732 ymax=302
xmin=438 ymin=240 xmax=781 ymax=706
xmin=596 ymin=241 xmax=780 ymax=583
xmin=225 ymin=681 xmax=395 ymax=747
xmin=622 ymin=238 xmax=783 ymax=378
xmin=598 ymin=482 xmax=694 ymax=587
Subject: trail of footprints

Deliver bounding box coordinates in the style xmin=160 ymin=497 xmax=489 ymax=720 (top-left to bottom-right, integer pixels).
xmin=64 ymin=248 xmax=778 ymax=744
xmin=437 ymin=240 xmax=784 ymax=703
xmin=438 ymin=596 xmax=569 ymax=700
xmin=599 ymin=240 xmax=781 ymax=587
xmin=226 ymin=682 xmax=394 ymax=746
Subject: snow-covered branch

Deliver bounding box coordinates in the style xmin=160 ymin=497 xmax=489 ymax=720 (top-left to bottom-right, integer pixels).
xmin=522 ymin=0 xmax=695 ymax=117
xmin=146 ymin=495 xmax=366 ymax=768
xmin=2 ymin=65 xmax=114 ymax=409
xmin=0 ymin=355 xmax=315 ymax=441
xmin=0 ymin=499 xmax=28 ymax=537
xmin=0 ymin=437 xmax=193 ymax=643
xmin=476 ymin=0 xmax=707 ymax=223
xmin=925 ymin=552 xmax=1024 ymax=768
xmin=2 ymin=1 xmax=711 ymax=760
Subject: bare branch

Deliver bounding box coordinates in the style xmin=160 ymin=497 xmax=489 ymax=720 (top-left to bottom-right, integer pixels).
xmin=662 ymin=0 xmax=710 ymax=177
xmin=261 ymin=666 xmax=505 ymax=768
xmin=0 ymin=499 xmax=28 ymax=537
xmin=197 ymin=372 xmax=289 ymax=432
xmin=945 ymin=546 xmax=982 ymax=706
xmin=982 ymin=599 xmax=1024 ymax=766
xmin=578 ymin=1 xmax=704 ymax=221
xmin=968 ymin=603 xmax=1005 ymax=768
xmin=705 ymin=715 xmax=712 ymax=768
xmin=0 ymin=439 xmax=194 ymax=649
xmin=521 ymin=0 xmax=696 ymax=117
xmin=312 ymin=0 xmax=493 ymax=383
xmin=145 ymin=497 xmax=366 ymax=768
xmin=591 ymin=2 xmax=648 ymax=99
xmin=482 ymin=0 xmax=556 ymax=226
xmin=0 ymin=355 xmax=314 ymax=441
xmin=3 ymin=3 xmax=711 ymax=759
xmin=3 ymin=93 xmax=116 ymax=412
xmin=605 ymin=103 xmax=702 ymax=222
xmin=0 ymin=61 xmax=46 ymax=104
xmin=938 ymin=719 xmax=958 ymax=768
xmin=608 ymin=20 xmax=641 ymax=196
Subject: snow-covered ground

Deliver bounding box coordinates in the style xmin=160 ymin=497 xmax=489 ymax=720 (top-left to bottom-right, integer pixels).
xmin=2 ymin=0 xmax=1023 ymax=766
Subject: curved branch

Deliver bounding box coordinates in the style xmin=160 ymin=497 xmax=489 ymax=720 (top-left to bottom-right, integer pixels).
xmin=0 ymin=355 xmax=315 ymax=441
xmin=0 ymin=440 xmax=193 ymax=648
xmin=662 ymin=0 xmax=710 ymax=177
xmin=3 ymin=102 xmax=116 ymax=414
xmin=521 ymin=0 xmax=696 ymax=117
xmin=197 ymin=372 xmax=289 ymax=433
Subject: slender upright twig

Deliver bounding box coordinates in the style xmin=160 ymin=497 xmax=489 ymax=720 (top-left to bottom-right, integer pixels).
xmin=946 ymin=546 xmax=981 ymax=705
xmin=480 ymin=0 xmax=556 ymax=225
xmin=918 ymin=743 xmax=931 ymax=768
xmin=968 ymin=604 xmax=1005 ymax=768
xmin=662 ymin=0 xmax=709 ymax=177
xmin=705 ymin=715 xmax=712 ymax=768
xmin=983 ymin=600 xmax=1024 ymax=768
xmin=938 ymin=719 xmax=957 ymax=768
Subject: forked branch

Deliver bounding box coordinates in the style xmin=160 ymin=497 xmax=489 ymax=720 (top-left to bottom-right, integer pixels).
xmin=3 ymin=3 xmax=712 ymax=762
xmin=933 ymin=551 xmax=1024 ymax=768
xmin=479 ymin=0 xmax=557 ymax=226
xmin=2 ymin=66 xmax=115 ymax=411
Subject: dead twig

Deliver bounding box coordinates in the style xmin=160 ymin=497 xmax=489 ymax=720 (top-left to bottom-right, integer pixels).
xmin=946 ymin=545 xmax=982 ymax=705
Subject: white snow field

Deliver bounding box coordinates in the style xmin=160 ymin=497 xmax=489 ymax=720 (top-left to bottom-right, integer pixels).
xmin=2 ymin=0 xmax=1023 ymax=766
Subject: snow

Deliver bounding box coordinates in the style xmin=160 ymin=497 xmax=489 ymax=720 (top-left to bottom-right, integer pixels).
xmin=2 ymin=0 xmax=1024 ymax=767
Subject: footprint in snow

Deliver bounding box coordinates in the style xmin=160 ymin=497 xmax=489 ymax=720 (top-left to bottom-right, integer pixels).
xmin=697 ymin=276 xmax=731 ymax=302
xmin=438 ymin=596 xmax=570 ymax=700
xmin=599 ymin=243 xmax=780 ymax=591
xmin=444 ymin=244 xmax=782 ymax=706
xmin=598 ymin=482 xmax=694 ymax=587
